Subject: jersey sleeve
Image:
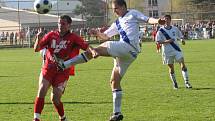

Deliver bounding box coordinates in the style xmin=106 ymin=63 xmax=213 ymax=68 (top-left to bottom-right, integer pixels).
xmin=132 ymin=9 xmax=149 ymax=22
xmin=73 ymin=34 xmax=89 ymax=50
xmin=176 ymin=27 xmax=184 ymax=39
xmin=155 ymin=30 xmax=165 ymax=42
xmin=104 ymin=22 xmax=119 ymax=38
xmin=38 ymin=32 xmax=52 ymax=50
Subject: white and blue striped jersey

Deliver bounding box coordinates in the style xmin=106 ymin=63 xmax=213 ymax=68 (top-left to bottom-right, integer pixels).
xmin=156 ymin=26 xmax=184 ymax=56
xmin=104 ymin=9 xmax=149 ymax=52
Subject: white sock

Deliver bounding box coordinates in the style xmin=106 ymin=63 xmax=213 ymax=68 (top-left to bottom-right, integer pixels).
xmin=112 ymin=90 xmax=122 ymax=113
xmin=170 ymin=73 xmax=177 ymax=83
xmin=59 ymin=115 xmax=66 ymax=120
xmin=34 ymin=113 xmax=40 ymax=119
xmin=64 ymin=53 xmax=89 ymax=68
xmin=182 ymin=70 xmax=189 ymax=82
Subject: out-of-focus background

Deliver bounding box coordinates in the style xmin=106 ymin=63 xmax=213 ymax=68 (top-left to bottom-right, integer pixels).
xmin=0 ymin=0 xmax=214 ymax=47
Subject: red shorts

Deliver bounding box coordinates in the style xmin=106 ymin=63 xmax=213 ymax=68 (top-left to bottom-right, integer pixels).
xmin=42 ymin=68 xmax=70 ymax=87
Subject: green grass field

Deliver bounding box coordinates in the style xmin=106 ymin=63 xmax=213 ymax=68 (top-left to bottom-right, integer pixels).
xmin=0 ymin=39 xmax=215 ymax=121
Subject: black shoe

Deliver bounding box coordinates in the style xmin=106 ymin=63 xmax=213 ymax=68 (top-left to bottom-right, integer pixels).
xmin=173 ymin=82 xmax=178 ymax=89
xmin=185 ymin=82 xmax=192 ymax=88
xmin=109 ymin=112 xmax=123 ymax=121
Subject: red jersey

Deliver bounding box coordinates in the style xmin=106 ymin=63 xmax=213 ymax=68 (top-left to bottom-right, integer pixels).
xmin=39 ymin=31 xmax=89 ymax=75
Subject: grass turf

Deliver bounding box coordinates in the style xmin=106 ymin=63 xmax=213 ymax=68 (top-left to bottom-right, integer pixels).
xmin=0 ymin=39 xmax=215 ymax=121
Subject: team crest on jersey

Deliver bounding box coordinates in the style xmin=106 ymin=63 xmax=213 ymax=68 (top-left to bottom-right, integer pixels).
xmin=172 ymin=31 xmax=176 ymax=36
xmin=51 ymin=39 xmax=67 ymax=53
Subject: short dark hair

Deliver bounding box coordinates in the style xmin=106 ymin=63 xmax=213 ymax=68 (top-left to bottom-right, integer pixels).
xmin=164 ymin=15 xmax=171 ymax=20
xmin=112 ymin=0 xmax=127 ymax=8
xmin=60 ymin=15 xmax=72 ymax=24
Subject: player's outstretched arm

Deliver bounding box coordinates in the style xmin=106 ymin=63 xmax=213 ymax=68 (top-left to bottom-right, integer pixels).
xmin=34 ymin=29 xmax=44 ymax=52
xmin=90 ymin=28 xmax=110 ymax=41
xmin=157 ymin=38 xmax=175 ymax=44
xmin=148 ymin=18 xmax=165 ymax=25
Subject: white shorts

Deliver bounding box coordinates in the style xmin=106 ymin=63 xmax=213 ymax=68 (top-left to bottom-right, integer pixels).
xmin=100 ymin=41 xmax=138 ymax=76
xmin=162 ymin=51 xmax=184 ymax=64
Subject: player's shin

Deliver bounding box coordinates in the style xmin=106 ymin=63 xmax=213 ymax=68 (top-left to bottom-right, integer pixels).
xmin=53 ymin=101 xmax=66 ymax=120
xmin=34 ymin=97 xmax=45 ymax=120
xmin=112 ymin=89 xmax=122 ymax=113
xmin=170 ymin=73 xmax=177 ymax=83
xmin=64 ymin=52 xmax=89 ymax=68
xmin=170 ymin=73 xmax=178 ymax=89
xmin=182 ymin=68 xmax=189 ymax=82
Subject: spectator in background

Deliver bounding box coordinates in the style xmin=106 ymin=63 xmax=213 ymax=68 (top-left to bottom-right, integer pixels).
xmin=9 ymin=32 xmax=14 ymax=45
xmin=6 ymin=32 xmax=9 ymax=42
xmin=212 ymin=22 xmax=215 ymax=38
xmin=152 ymin=24 xmax=161 ymax=53
xmin=14 ymin=32 xmax=18 ymax=45
xmin=1 ymin=31 xmax=6 ymax=41
xmin=19 ymin=29 xmax=25 ymax=46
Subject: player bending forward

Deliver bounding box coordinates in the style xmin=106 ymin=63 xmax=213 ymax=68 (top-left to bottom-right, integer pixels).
xmin=33 ymin=15 xmax=93 ymax=121
xmin=155 ymin=15 xmax=192 ymax=89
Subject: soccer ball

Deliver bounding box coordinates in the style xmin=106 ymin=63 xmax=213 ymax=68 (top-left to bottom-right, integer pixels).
xmin=34 ymin=0 xmax=52 ymax=14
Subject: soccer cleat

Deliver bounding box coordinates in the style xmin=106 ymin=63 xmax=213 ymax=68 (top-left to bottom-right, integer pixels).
xmin=60 ymin=117 xmax=67 ymax=121
xmin=185 ymin=82 xmax=192 ymax=88
xmin=109 ymin=112 xmax=123 ymax=121
xmin=173 ymin=82 xmax=178 ymax=89
xmin=33 ymin=118 xmax=40 ymax=121
xmin=53 ymin=54 xmax=66 ymax=71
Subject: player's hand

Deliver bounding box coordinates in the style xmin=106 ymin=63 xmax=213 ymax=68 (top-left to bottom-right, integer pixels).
xmin=36 ymin=28 xmax=45 ymax=40
xmin=158 ymin=18 xmax=165 ymax=25
xmin=89 ymin=28 xmax=99 ymax=36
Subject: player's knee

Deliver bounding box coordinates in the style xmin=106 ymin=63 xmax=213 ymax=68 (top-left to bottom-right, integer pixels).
xmin=182 ymin=67 xmax=187 ymax=72
xmin=51 ymin=95 xmax=60 ymax=105
xmin=169 ymin=69 xmax=174 ymax=74
xmin=110 ymin=79 xmax=114 ymax=85
xmin=110 ymin=79 xmax=121 ymax=88
xmin=83 ymin=51 xmax=93 ymax=60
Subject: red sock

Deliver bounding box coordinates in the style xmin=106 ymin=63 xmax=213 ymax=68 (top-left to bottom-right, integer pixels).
xmin=34 ymin=97 xmax=44 ymax=114
xmin=156 ymin=43 xmax=160 ymax=50
xmin=54 ymin=101 xmax=64 ymax=117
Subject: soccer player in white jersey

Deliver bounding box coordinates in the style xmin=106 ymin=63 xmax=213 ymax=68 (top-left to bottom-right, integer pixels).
xmin=155 ymin=15 xmax=192 ymax=89
xmin=54 ymin=0 xmax=165 ymax=120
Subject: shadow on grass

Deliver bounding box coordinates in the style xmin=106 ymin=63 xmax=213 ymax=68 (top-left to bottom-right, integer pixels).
xmin=186 ymin=60 xmax=215 ymax=64
xmin=77 ymin=68 xmax=112 ymax=71
xmin=192 ymin=87 xmax=215 ymax=90
xmin=0 ymin=101 xmax=111 ymax=105
xmin=0 ymin=75 xmax=20 ymax=78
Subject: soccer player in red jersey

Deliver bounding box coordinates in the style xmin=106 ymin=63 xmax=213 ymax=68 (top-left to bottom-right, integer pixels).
xmin=33 ymin=15 xmax=93 ymax=121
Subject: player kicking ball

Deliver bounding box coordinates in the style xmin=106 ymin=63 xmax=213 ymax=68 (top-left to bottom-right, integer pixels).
xmin=155 ymin=15 xmax=192 ymax=89
xmin=54 ymin=0 xmax=165 ymax=120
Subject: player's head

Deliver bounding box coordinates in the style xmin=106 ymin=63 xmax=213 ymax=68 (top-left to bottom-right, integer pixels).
xmin=163 ymin=15 xmax=171 ymax=26
xmin=58 ymin=15 xmax=72 ymax=33
xmin=112 ymin=0 xmax=127 ymax=17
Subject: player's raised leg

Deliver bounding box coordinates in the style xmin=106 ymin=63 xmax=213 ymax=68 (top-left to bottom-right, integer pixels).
xmin=53 ymin=47 xmax=96 ymax=70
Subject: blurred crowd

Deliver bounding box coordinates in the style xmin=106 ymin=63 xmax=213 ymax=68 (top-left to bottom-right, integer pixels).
xmin=1 ymin=21 xmax=214 ymax=47
xmin=142 ymin=21 xmax=215 ymax=40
